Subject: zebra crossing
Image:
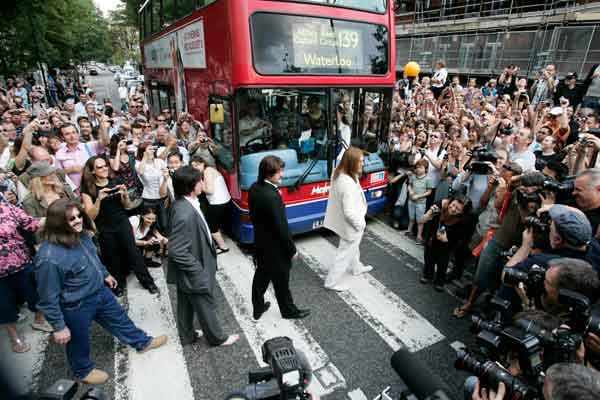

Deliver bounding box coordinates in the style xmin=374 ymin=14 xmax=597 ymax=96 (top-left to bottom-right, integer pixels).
xmin=5 ymin=220 xmax=471 ymax=400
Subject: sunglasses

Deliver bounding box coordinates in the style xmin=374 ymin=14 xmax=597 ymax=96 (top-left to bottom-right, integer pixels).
xmin=157 ymin=119 xmax=166 ymax=122
xmin=95 ymin=164 xmax=108 ymax=170
xmin=68 ymin=213 xmax=82 ymax=222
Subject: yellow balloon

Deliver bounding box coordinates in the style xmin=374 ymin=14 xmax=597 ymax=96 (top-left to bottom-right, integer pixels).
xmin=404 ymin=61 xmax=421 ymax=77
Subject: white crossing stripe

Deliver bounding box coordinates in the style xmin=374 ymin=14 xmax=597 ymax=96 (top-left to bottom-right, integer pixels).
xmin=296 ymin=235 xmax=444 ymax=352
xmin=367 ymin=218 xmax=424 ymax=263
xmin=347 ymin=388 xmax=369 ymax=400
xmin=121 ymin=268 xmax=194 ymax=400
xmin=216 ymin=239 xmax=347 ymax=397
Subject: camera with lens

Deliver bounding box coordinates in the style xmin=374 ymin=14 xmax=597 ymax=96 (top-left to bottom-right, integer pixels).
xmin=502 ymin=264 xmax=547 ymax=306
xmin=468 ymin=146 xmax=498 ymax=175
xmin=455 ymin=350 xmax=537 ymax=400
xmin=226 ymin=337 xmax=311 ymax=400
xmin=515 ymin=318 xmax=582 ymax=367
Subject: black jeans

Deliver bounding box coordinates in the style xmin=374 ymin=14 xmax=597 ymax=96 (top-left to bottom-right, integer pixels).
xmin=423 ymin=240 xmax=451 ymax=284
xmin=98 ymin=223 xmax=155 ymax=289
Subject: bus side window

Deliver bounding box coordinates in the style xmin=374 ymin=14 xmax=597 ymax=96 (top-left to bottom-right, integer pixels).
xmin=209 ymin=99 xmax=234 ymax=171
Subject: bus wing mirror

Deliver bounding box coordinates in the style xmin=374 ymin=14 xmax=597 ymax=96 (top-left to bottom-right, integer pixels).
xmin=210 ymin=104 xmax=224 ymax=124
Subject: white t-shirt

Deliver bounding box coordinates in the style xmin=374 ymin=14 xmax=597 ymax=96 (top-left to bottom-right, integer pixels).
xmin=136 ymin=158 xmax=165 ymax=200
xmin=511 ymin=149 xmax=536 ymax=172
xmin=432 ymin=68 xmax=448 ymax=88
xmin=129 ymin=215 xmax=151 ymax=240
xmin=0 ymin=147 xmax=10 ymax=170
xmin=118 ymin=86 xmax=129 ymax=100
xmin=424 ymin=147 xmax=446 ymax=188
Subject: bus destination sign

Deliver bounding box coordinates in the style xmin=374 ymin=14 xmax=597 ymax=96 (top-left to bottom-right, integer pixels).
xmin=251 ymin=13 xmax=388 ymax=76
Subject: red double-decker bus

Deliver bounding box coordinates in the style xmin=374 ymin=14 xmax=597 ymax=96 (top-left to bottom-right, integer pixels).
xmin=139 ymin=0 xmax=395 ymax=243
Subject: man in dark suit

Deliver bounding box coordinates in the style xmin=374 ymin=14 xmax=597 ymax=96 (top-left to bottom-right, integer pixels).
xmin=249 ymin=155 xmax=310 ymax=320
xmin=167 ymin=166 xmax=239 ymax=346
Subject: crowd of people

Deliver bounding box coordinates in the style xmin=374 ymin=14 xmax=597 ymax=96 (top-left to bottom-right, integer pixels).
xmin=0 ymin=71 xmax=235 ymax=385
xmin=387 ymin=60 xmax=600 ymax=399
xmin=1 ymin=59 xmax=600 ymax=398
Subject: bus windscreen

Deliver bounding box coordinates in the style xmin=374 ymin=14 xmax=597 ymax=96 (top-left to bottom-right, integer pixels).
xmin=250 ymin=13 xmax=389 ymax=76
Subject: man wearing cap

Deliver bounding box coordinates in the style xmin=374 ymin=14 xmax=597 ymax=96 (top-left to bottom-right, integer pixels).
xmin=496 ymin=204 xmax=600 ymax=313
xmin=547 ymin=106 xmax=571 ymax=144
xmin=554 ymin=73 xmax=582 ymax=109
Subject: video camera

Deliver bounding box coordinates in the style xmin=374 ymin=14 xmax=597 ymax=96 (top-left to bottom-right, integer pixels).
xmin=226 ymin=337 xmax=312 ymax=400
xmin=468 ymin=146 xmax=498 ymax=175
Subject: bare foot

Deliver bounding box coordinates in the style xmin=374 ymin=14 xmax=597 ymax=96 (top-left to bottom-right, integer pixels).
xmin=219 ymin=334 xmax=240 ymax=347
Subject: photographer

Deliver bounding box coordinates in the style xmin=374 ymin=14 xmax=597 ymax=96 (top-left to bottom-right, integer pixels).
xmin=542 ymin=258 xmax=599 ymax=313
xmin=544 ymin=363 xmax=600 ymax=399
xmin=574 ymin=168 xmax=600 ymax=235
xmin=504 ymin=205 xmax=600 ymax=274
xmin=464 ymin=310 xmax=563 ymax=400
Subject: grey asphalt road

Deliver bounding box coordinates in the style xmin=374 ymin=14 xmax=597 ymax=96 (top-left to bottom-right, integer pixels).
xmin=86 ymin=69 xmax=121 ymax=108
xmin=25 ymin=220 xmax=475 ymax=400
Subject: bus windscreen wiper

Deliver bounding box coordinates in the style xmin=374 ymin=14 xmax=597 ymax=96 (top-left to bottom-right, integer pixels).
xmin=289 ymin=157 xmax=321 ymax=192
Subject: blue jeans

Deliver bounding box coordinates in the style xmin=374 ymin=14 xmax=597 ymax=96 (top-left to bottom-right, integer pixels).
xmin=474 ymin=237 xmax=505 ymax=291
xmin=62 ymin=286 xmax=152 ymax=379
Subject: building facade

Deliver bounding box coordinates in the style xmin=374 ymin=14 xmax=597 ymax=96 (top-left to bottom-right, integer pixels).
xmin=395 ymin=0 xmax=600 ymax=80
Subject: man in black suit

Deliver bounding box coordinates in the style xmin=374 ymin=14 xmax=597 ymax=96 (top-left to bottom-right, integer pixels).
xmin=249 ymin=155 xmax=310 ymax=320
xmin=167 ymin=166 xmax=239 ymax=346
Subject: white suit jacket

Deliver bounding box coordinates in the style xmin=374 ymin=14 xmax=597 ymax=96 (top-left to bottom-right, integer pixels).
xmin=323 ymin=173 xmax=367 ymax=241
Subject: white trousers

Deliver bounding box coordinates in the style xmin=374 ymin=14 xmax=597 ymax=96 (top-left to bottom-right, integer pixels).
xmin=324 ymin=234 xmax=364 ymax=287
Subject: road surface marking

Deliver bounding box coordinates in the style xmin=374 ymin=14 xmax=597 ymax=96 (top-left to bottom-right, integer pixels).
xmin=296 ymin=236 xmax=444 ymax=352
xmin=216 ymin=239 xmax=346 ymax=397
xmin=122 ymin=268 xmax=194 ymax=400
xmin=347 ymin=388 xmax=369 ymax=400
xmin=367 ymin=218 xmax=424 ymax=264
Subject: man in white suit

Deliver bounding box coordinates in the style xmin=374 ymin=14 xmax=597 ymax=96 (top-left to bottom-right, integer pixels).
xmin=323 ymin=147 xmax=373 ymax=291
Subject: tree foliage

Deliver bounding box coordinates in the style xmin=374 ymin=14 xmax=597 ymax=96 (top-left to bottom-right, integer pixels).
xmin=0 ymin=0 xmax=112 ymax=75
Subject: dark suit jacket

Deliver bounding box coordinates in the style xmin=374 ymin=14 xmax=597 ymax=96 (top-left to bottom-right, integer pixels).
xmin=167 ymin=198 xmax=217 ymax=294
xmin=248 ymin=181 xmax=296 ymax=268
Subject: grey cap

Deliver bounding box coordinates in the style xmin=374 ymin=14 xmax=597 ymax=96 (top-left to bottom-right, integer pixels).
xmin=548 ymin=204 xmax=592 ymax=246
xmin=27 ymin=162 xmax=57 ymax=178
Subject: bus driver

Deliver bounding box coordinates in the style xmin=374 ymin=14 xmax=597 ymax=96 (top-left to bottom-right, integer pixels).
xmin=239 ymin=99 xmax=271 ymax=149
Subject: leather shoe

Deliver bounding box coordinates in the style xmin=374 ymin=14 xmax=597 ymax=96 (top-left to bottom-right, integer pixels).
xmin=80 ymin=369 xmax=109 ymax=384
xmin=146 ymin=284 xmax=160 ymax=295
xmin=282 ymin=309 xmax=310 ymax=319
xmin=253 ymin=301 xmax=271 ymax=320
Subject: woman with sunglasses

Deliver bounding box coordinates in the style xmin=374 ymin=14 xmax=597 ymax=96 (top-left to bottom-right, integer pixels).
xmin=81 ymin=156 xmax=158 ymax=296
xmin=35 ymin=198 xmax=167 ymax=384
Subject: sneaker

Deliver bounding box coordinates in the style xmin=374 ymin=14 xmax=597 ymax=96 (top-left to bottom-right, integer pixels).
xmin=80 ymin=369 xmax=109 ymax=385
xmin=139 ymin=335 xmax=168 ymax=353
xmin=352 ymin=265 xmax=373 ymax=276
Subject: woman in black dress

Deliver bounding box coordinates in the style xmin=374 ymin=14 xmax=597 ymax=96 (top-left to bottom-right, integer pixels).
xmin=80 ymin=156 xmax=158 ymax=296
xmin=420 ymin=195 xmax=472 ymax=291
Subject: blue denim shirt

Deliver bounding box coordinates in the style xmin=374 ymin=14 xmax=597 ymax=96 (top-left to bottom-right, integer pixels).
xmin=34 ymin=234 xmax=109 ymax=331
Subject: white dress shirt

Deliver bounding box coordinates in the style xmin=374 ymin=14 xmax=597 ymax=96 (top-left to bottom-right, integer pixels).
xmin=184 ymin=195 xmax=212 ymax=243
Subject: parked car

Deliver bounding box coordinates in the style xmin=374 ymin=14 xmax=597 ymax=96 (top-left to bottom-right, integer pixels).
xmin=89 ymin=68 xmax=98 ymax=76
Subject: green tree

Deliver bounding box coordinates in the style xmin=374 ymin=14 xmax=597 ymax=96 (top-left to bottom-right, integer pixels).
xmin=0 ymin=0 xmax=113 ymax=75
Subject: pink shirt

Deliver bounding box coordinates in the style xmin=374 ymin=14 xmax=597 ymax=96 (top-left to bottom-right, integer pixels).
xmin=55 ymin=141 xmax=104 ymax=191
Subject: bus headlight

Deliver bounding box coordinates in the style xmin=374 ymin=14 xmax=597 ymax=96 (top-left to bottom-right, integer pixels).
xmin=371 ymin=190 xmax=383 ymax=199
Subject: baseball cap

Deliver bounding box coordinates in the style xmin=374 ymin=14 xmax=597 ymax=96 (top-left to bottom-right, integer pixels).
xmin=503 ymin=161 xmax=523 ymax=175
xmin=565 ymin=72 xmax=578 ymax=80
xmin=549 ymin=107 xmax=563 ymax=116
xmin=27 ymin=162 xmax=57 ymax=178
xmin=548 ymin=204 xmax=592 ymax=246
